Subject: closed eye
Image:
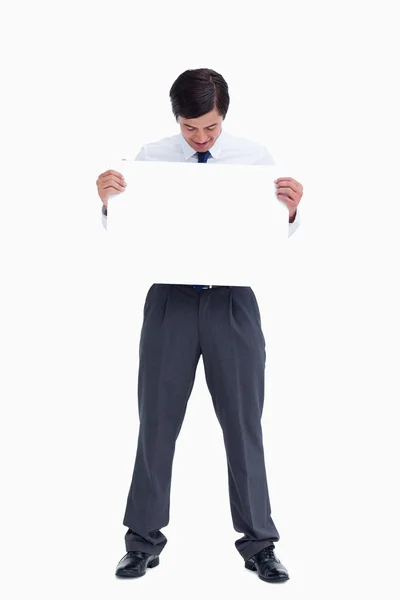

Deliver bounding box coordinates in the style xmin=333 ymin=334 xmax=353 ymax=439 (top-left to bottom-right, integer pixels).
xmin=185 ymin=125 xmax=217 ymax=131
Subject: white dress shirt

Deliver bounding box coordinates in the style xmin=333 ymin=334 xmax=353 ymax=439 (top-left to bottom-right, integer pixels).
xmin=101 ymin=129 xmax=300 ymax=237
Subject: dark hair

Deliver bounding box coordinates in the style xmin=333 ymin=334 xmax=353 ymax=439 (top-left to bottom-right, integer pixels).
xmin=169 ymin=68 xmax=230 ymax=122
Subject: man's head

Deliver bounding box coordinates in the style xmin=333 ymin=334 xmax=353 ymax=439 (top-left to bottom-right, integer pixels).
xmin=169 ymin=68 xmax=230 ymax=153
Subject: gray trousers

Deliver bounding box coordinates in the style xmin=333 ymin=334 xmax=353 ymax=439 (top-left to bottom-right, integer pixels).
xmin=123 ymin=284 xmax=280 ymax=561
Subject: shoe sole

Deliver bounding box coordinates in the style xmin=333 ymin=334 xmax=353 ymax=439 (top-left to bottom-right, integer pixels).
xmin=116 ymin=556 xmax=160 ymax=578
xmin=245 ymin=560 xmax=289 ymax=583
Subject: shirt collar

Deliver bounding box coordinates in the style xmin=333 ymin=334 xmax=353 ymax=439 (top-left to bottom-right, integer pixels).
xmin=180 ymin=129 xmax=225 ymax=161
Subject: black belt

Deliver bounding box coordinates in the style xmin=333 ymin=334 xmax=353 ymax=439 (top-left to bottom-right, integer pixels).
xmin=191 ymin=285 xmax=228 ymax=290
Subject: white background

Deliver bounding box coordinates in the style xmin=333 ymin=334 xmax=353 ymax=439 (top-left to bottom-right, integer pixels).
xmin=1 ymin=1 xmax=399 ymax=599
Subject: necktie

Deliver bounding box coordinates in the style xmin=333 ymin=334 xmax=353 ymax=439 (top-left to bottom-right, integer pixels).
xmin=197 ymin=150 xmax=211 ymax=163
xmin=193 ymin=151 xmax=212 ymax=291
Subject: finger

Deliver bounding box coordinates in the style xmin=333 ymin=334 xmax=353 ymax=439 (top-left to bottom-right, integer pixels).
xmin=275 ymin=178 xmax=302 ymax=193
xmin=275 ymin=178 xmax=301 ymax=192
xmin=276 ymin=186 xmax=297 ymax=199
xmin=275 ymin=177 xmax=297 ymax=184
xmin=97 ymin=174 xmax=125 ymax=188
xmin=100 ymin=174 xmax=126 ymax=184
xmin=276 ymin=189 xmax=300 ymax=204
xmin=103 ymin=182 xmax=126 ymax=193
xmin=99 ymin=170 xmax=124 ymax=179
xmin=98 ymin=174 xmax=127 ymax=188
xmin=98 ymin=173 xmax=125 ymax=185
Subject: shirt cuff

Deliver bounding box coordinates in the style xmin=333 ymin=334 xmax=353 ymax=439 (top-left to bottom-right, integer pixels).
xmin=101 ymin=205 xmax=107 ymax=230
xmin=288 ymin=209 xmax=300 ymax=237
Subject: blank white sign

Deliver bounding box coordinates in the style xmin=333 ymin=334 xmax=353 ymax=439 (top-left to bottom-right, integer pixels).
xmin=107 ymin=160 xmax=289 ymax=287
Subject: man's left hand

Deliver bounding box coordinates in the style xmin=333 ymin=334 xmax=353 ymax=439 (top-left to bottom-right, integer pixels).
xmin=275 ymin=177 xmax=303 ymax=221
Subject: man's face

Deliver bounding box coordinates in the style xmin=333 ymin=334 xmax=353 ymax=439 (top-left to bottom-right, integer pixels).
xmin=178 ymin=108 xmax=223 ymax=153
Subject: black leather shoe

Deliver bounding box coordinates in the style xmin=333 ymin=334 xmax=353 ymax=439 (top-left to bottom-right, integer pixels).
xmin=115 ymin=551 xmax=160 ymax=578
xmin=245 ymin=544 xmax=289 ymax=583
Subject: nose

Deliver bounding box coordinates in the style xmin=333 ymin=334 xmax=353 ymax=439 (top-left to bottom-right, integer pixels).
xmin=195 ymin=133 xmax=210 ymax=143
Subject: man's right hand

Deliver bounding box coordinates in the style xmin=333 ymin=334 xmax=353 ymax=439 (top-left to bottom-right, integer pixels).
xmin=96 ymin=170 xmax=127 ymax=208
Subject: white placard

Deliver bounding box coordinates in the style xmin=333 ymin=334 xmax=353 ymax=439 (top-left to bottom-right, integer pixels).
xmin=107 ymin=160 xmax=289 ymax=288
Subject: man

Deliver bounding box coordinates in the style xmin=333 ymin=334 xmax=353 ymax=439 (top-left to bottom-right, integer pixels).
xmin=96 ymin=68 xmax=303 ymax=584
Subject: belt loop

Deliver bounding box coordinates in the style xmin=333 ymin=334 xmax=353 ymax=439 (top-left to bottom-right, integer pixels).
xmin=209 ymin=285 xmax=212 ymax=288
